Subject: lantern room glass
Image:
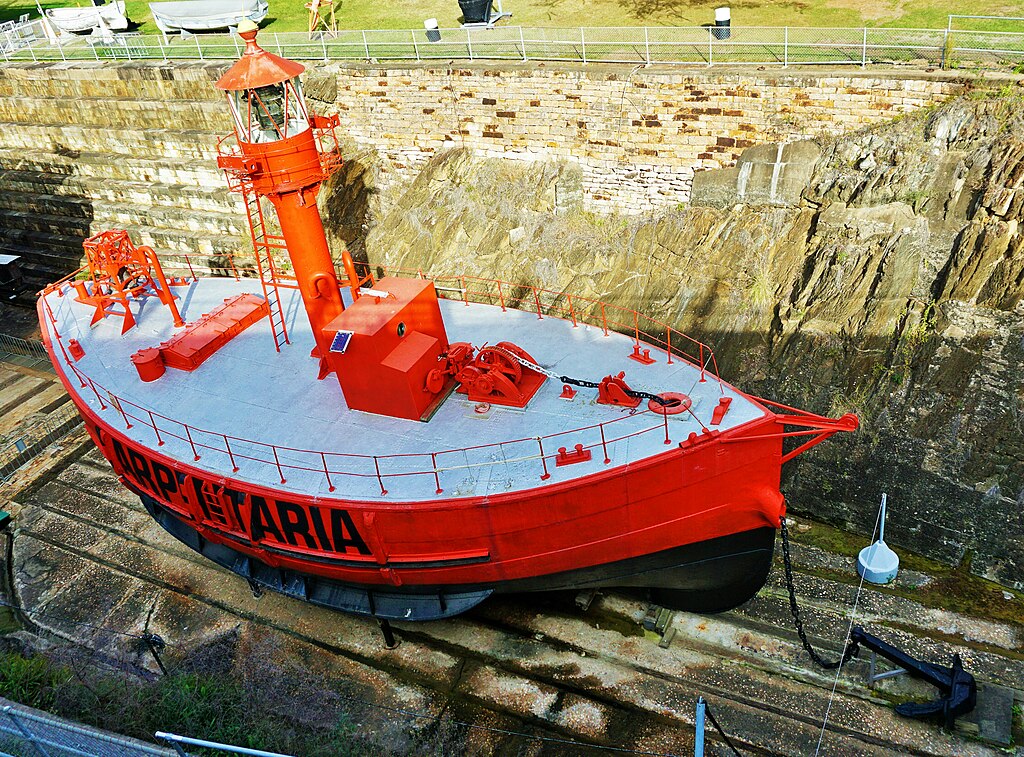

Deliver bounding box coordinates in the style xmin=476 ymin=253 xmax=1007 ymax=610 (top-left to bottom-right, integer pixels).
xmin=227 ymin=79 xmax=311 ymax=144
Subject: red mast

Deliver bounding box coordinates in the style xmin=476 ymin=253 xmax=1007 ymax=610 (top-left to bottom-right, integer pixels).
xmin=214 ymin=20 xmax=346 ymax=377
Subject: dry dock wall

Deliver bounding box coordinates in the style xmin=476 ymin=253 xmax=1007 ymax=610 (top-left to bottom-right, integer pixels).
xmin=0 ymin=60 xmax=960 ymax=285
xmin=308 ymin=63 xmax=959 ymax=213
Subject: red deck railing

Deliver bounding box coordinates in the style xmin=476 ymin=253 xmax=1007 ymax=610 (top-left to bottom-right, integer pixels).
xmin=378 ymin=266 xmax=724 ymax=387
xmin=38 ymin=263 xmax=728 ymax=498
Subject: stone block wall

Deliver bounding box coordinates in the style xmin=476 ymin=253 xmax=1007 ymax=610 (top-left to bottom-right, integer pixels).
xmin=0 ymin=58 xmax=963 ymax=284
xmin=309 ymin=63 xmax=962 ymax=213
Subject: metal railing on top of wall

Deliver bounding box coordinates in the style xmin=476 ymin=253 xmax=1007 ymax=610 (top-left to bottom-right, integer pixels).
xmin=1 ymin=24 xmax=1023 ymax=69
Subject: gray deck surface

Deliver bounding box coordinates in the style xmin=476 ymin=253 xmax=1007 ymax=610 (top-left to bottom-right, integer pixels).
xmin=43 ymin=278 xmax=766 ymax=500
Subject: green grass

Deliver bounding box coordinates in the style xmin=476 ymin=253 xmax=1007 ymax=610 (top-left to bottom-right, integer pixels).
xmin=0 ymin=650 xmax=374 ymax=756
xmin=3 ymin=0 xmax=1024 ymax=36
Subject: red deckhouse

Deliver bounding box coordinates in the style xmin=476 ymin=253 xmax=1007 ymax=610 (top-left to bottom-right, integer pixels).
xmin=36 ymin=22 xmax=857 ymax=621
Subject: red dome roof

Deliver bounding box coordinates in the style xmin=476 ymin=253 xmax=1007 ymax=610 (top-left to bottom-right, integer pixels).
xmin=215 ymin=26 xmax=305 ymax=91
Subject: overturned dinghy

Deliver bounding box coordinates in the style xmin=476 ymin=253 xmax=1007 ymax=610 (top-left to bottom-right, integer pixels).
xmin=45 ymin=1 xmax=129 ymax=33
xmin=150 ymin=0 xmax=269 ymax=36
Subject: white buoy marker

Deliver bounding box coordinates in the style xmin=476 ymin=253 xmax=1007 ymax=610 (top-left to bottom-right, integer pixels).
xmin=857 ymin=493 xmax=900 ymax=584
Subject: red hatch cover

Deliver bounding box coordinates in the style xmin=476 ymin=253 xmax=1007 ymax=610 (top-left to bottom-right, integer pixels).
xmin=131 ymin=293 xmax=269 ymax=380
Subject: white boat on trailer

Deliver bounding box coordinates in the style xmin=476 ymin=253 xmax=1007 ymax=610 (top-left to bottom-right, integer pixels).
xmin=42 ymin=1 xmax=129 ymax=33
xmin=149 ymin=0 xmax=269 ymax=37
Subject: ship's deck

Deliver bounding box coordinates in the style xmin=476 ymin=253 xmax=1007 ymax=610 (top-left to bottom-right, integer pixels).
xmin=42 ymin=277 xmax=768 ymax=501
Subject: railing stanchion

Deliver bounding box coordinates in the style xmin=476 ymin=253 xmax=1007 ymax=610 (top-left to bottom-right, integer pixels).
xmin=412 ymin=29 xmax=419 ymax=61
xmin=497 ymin=280 xmax=506 ymax=311
xmin=114 ymin=397 xmax=132 ymax=430
xmin=663 ymin=407 xmax=671 ymax=445
xmin=633 ymin=310 xmax=640 ymax=346
xmin=362 ymin=30 xmax=370 ymax=61
xmin=599 ymin=424 xmax=611 ymax=464
xmin=519 ymin=26 xmax=527 ymax=61
xmin=184 ymin=425 xmax=200 ymax=461
xmin=644 ymin=26 xmax=650 ymax=65
xmin=71 ymin=363 xmax=87 ymax=389
xmin=537 ymin=437 xmax=551 ymax=480
xmin=431 ymin=452 xmax=443 ymax=494
xmin=321 ymin=452 xmax=335 ymax=492
xmin=533 ymin=286 xmax=543 ymax=319
xmin=568 ymin=294 xmax=577 ymax=327
xmin=467 ymin=27 xmax=473 ymax=59
xmin=581 ymin=27 xmax=586 ymax=64
xmin=699 ymin=344 xmax=706 ymax=383
xmin=862 ymin=27 xmax=868 ymax=67
xmin=196 ymin=34 xmax=203 ymax=61
xmin=224 ymin=435 xmax=239 ymax=472
xmin=149 ymin=411 xmax=164 ymax=446
xmin=89 ymin=378 xmax=107 ymax=410
xmin=272 ymin=446 xmax=286 ymax=484
xmin=461 ymin=276 xmax=469 ymax=306
xmin=374 ymin=456 xmax=388 ymax=496
xmin=708 ymin=26 xmax=713 ymax=67
xmin=666 ymin=329 xmax=673 ymax=364
xmin=601 ymin=303 xmax=608 ymax=336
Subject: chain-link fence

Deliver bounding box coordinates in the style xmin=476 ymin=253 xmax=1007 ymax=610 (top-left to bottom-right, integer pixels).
xmin=0 ymin=336 xmax=49 ymax=373
xmin=0 ymin=335 xmax=80 ymax=483
xmin=0 ymin=403 xmax=81 ymax=483
xmin=1 ymin=25 xmax=1023 ymax=70
xmin=0 ymin=701 xmax=176 ymax=757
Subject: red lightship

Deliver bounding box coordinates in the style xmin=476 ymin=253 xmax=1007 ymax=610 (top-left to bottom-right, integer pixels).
xmin=36 ymin=23 xmax=857 ymax=621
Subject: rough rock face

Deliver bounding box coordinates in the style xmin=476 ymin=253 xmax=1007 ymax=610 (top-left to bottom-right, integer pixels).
xmin=342 ymin=94 xmax=1024 ymax=588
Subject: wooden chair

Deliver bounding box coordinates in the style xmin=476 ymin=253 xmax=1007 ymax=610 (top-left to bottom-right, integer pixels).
xmin=307 ymin=0 xmax=338 ymax=38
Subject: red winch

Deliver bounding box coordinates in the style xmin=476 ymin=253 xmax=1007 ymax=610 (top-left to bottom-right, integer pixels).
xmin=428 ymin=341 xmax=547 ymax=409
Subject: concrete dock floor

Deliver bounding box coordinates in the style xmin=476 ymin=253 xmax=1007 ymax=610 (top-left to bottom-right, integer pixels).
xmin=0 ymin=342 xmax=1021 ymax=755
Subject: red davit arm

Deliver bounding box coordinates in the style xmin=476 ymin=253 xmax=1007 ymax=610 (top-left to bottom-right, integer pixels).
xmin=741 ymin=396 xmax=859 ymax=464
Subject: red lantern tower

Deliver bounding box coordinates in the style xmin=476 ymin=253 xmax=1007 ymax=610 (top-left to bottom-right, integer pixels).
xmin=215 ymin=20 xmax=349 ymax=376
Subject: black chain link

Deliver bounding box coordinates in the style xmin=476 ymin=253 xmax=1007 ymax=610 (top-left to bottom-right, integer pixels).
xmin=780 ymin=517 xmax=860 ymax=670
xmin=487 ymin=344 xmax=670 ymax=405
xmin=558 ymin=375 xmax=669 ymax=405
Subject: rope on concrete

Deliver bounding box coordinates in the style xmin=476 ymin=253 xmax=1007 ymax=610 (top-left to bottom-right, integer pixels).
xmin=813 ymin=499 xmax=885 ymax=756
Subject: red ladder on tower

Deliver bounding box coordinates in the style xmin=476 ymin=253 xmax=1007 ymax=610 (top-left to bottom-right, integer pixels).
xmin=238 ymin=179 xmax=292 ymax=352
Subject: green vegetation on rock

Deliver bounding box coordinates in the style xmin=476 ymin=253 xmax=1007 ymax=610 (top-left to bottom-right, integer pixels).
xmin=0 ymin=641 xmax=374 ymax=756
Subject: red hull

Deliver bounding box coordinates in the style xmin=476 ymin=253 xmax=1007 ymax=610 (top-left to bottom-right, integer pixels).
xmin=38 ymin=295 xmax=855 ymax=620
xmin=73 ymin=399 xmax=783 ymax=587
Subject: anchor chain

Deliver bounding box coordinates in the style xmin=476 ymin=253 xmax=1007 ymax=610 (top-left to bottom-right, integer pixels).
xmin=489 ymin=345 xmax=670 ymax=405
xmin=779 ymin=516 xmax=860 ymax=670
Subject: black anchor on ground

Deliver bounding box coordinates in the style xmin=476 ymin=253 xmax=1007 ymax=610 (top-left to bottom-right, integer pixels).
xmin=848 ymin=626 xmax=977 ymax=729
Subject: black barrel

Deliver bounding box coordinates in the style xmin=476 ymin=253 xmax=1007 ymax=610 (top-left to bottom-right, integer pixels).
xmin=424 ymin=18 xmax=441 ymax=42
xmin=713 ymin=7 xmax=731 ymax=40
